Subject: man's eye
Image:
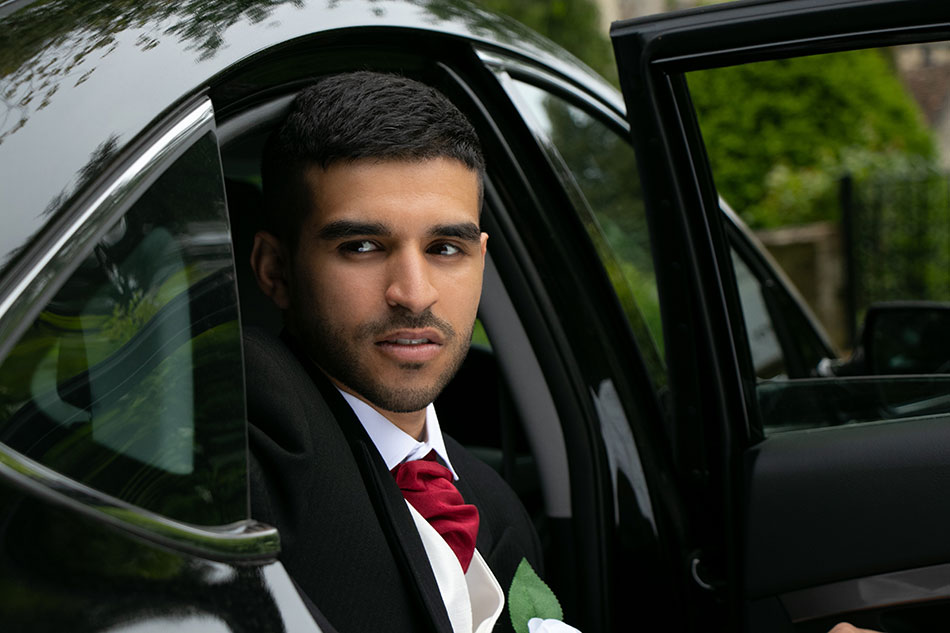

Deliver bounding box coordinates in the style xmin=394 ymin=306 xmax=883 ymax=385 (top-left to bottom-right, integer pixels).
xmin=341 ymin=240 xmax=379 ymax=254
xmin=431 ymin=243 xmax=461 ymax=256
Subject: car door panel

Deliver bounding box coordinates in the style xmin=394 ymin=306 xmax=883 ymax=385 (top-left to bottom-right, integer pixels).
xmin=612 ymin=2 xmax=950 ymax=631
xmin=746 ymin=418 xmax=950 ymax=598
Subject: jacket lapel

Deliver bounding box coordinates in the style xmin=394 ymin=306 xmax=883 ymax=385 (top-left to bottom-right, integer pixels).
xmin=281 ymin=332 xmax=455 ymax=633
xmin=353 ymin=441 xmax=457 ymax=633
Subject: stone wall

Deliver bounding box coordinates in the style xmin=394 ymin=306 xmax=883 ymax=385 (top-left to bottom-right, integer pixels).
xmin=754 ymin=221 xmax=850 ymax=351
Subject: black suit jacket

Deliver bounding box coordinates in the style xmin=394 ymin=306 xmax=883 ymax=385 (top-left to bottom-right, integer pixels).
xmin=245 ymin=328 xmax=543 ymax=633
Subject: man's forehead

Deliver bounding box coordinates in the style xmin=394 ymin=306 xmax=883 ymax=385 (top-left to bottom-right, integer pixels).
xmin=299 ymin=157 xmax=482 ymax=231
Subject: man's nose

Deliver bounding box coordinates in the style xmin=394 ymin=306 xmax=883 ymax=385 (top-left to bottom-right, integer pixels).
xmin=384 ymin=249 xmax=438 ymax=314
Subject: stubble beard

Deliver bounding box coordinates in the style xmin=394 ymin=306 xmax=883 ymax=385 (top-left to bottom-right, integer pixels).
xmin=295 ymin=307 xmax=473 ymax=413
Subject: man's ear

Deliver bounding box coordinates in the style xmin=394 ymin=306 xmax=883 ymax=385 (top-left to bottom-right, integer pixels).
xmin=250 ymin=230 xmax=292 ymax=310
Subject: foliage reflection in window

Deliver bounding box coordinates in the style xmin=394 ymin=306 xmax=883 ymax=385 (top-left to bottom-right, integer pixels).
xmin=511 ymin=79 xmax=665 ymax=387
xmin=0 ymin=132 xmax=245 ymax=526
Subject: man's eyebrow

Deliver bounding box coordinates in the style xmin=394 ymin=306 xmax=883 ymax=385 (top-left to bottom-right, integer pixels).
xmin=316 ymin=220 xmax=391 ymax=240
xmin=429 ymin=223 xmax=482 ymax=242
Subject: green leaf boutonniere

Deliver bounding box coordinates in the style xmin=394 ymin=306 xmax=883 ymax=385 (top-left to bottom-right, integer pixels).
xmin=508 ymin=558 xmax=563 ymax=633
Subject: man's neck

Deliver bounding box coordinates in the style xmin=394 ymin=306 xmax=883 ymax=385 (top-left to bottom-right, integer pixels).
xmin=373 ymin=404 xmax=427 ymax=441
xmin=334 ymin=383 xmax=427 ymax=440
xmin=335 ymin=386 xmax=459 ymax=479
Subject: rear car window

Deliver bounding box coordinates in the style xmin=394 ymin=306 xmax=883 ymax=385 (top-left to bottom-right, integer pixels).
xmin=0 ymin=130 xmax=246 ymax=526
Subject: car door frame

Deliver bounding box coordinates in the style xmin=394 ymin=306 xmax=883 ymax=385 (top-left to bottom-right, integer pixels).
xmin=477 ymin=50 xmax=698 ymax=631
xmin=611 ymin=1 xmax=950 ymax=631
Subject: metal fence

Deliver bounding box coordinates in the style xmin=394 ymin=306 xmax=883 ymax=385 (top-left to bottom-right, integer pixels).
xmin=840 ymin=170 xmax=950 ymax=345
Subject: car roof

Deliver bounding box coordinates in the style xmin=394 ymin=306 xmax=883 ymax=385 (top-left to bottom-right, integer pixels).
xmin=0 ymin=0 xmax=619 ymax=279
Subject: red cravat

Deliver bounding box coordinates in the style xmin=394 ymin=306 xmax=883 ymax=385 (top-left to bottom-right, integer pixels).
xmin=392 ymin=451 xmax=480 ymax=573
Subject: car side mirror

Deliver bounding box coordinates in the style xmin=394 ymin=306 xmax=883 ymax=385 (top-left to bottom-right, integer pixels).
xmin=861 ymin=302 xmax=950 ymax=375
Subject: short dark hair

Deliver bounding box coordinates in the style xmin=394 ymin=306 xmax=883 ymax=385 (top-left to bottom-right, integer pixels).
xmin=261 ymin=71 xmax=485 ymax=246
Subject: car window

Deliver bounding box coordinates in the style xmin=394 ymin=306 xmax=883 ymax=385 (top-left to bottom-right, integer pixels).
xmin=732 ymin=248 xmax=786 ymax=379
xmin=687 ymin=42 xmax=950 ymax=434
xmin=0 ymin=124 xmax=245 ymax=526
xmin=504 ymin=77 xmax=666 ymax=389
xmin=729 ymin=231 xmax=834 ymax=382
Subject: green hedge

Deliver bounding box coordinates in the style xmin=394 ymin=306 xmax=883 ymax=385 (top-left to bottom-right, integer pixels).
xmin=687 ymin=49 xmax=937 ymax=229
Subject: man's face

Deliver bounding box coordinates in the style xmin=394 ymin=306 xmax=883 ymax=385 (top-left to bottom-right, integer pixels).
xmin=283 ymin=157 xmax=487 ymax=414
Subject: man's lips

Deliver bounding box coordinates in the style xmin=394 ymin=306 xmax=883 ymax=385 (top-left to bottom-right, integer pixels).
xmin=375 ymin=329 xmax=445 ymax=363
xmin=375 ymin=329 xmax=445 ymax=346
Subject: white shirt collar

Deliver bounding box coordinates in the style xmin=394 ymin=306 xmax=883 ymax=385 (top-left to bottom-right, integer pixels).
xmin=337 ymin=390 xmax=459 ymax=480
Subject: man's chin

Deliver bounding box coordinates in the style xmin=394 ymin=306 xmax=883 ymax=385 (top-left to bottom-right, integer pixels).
xmin=306 ymin=330 xmax=470 ymax=415
xmin=361 ymin=388 xmax=439 ymax=415
xmin=369 ymin=378 xmax=445 ymax=413
xmin=326 ymin=369 xmax=441 ymax=413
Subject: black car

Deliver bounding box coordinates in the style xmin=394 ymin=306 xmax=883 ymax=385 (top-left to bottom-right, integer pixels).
xmin=1 ymin=0 xmax=949 ymax=631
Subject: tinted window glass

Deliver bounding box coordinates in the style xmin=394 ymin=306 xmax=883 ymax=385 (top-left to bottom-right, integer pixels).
xmin=688 ymin=42 xmax=950 ymax=433
xmin=732 ymin=250 xmax=786 ymax=379
xmin=509 ymin=79 xmax=665 ymax=388
xmin=0 ymin=131 xmax=245 ymax=525
xmin=730 ymin=239 xmax=834 ymax=381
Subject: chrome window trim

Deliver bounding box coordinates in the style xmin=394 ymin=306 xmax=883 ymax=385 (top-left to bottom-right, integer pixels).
xmin=0 ymin=98 xmax=214 ymax=364
xmin=0 ymin=445 xmax=279 ymax=561
xmin=0 ymin=96 xmax=280 ymax=561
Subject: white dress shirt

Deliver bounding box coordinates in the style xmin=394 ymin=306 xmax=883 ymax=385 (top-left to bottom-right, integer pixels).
xmin=338 ymin=392 xmax=458 ymax=478
xmin=337 ymin=390 xmax=505 ymax=633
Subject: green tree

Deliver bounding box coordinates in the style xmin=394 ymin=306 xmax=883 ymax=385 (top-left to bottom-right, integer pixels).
xmin=687 ymin=48 xmax=936 ymax=228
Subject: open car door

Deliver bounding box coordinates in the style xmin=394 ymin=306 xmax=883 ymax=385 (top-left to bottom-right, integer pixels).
xmin=612 ymin=1 xmax=950 ymax=631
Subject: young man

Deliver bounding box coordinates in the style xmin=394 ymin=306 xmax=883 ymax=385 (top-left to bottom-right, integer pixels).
xmin=247 ymin=72 xmax=543 ymax=633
